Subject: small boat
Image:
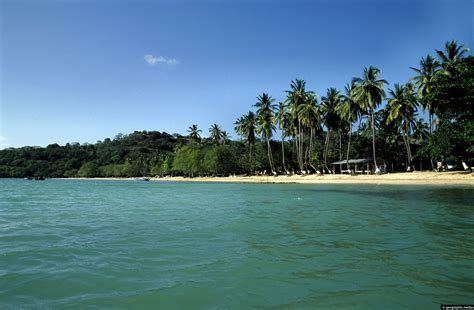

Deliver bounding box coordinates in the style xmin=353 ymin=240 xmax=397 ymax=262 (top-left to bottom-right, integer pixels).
xmin=35 ymin=176 xmax=45 ymax=181
xmin=134 ymin=177 xmax=150 ymax=182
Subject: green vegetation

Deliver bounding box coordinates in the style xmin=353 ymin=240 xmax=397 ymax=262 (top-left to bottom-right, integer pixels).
xmin=0 ymin=40 xmax=472 ymax=178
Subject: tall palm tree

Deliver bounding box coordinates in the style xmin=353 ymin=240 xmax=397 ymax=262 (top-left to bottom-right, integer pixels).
xmin=285 ymin=79 xmax=314 ymax=172
xmin=410 ymin=55 xmax=440 ymax=134
xmin=254 ymin=93 xmax=276 ymax=173
xmin=243 ymin=111 xmax=256 ymax=172
xmin=336 ymin=81 xmax=361 ymax=168
xmin=283 ymin=112 xmax=296 ymax=170
xmin=436 ymin=40 xmax=470 ymax=76
xmin=404 ymin=83 xmax=420 ymax=163
xmin=234 ymin=117 xmax=245 ymax=142
xmin=321 ymin=87 xmax=343 ymax=171
xmin=298 ymin=93 xmax=321 ymax=172
xmin=274 ymin=102 xmax=288 ymax=172
xmin=353 ymin=66 xmax=388 ymax=170
xmin=187 ymin=124 xmax=202 ymax=144
xmin=410 ymin=54 xmax=440 ymax=170
xmin=209 ymin=124 xmax=223 ymax=145
xmin=386 ymin=83 xmax=419 ymax=169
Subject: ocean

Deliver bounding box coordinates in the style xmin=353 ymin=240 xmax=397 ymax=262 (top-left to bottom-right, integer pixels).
xmin=1 ymin=179 xmax=473 ymax=308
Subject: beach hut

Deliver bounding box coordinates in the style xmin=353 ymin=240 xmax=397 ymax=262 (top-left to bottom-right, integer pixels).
xmin=331 ymin=158 xmax=389 ymax=174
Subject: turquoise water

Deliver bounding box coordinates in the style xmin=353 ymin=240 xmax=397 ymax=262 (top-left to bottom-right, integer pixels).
xmin=0 ymin=179 xmax=473 ymax=309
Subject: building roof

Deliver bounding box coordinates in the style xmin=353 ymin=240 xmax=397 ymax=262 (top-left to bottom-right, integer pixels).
xmin=331 ymin=158 xmax=389 ymax=165
xmin=331 ymin=158 xmax=372 ymax=165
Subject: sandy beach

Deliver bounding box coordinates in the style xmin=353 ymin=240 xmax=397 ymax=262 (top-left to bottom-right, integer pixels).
xmin=66 ymin=171 xmax=473 ymax=185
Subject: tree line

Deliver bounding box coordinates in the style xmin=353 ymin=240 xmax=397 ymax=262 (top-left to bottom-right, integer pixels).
xmin=0 ymin=40 xmax=472 ymax=178
xmin=232 ymin=40 xmax=471 ymax=174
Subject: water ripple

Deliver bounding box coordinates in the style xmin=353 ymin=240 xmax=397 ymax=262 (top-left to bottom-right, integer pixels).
xmin=0 ymin=179 xmax=473 ymax=308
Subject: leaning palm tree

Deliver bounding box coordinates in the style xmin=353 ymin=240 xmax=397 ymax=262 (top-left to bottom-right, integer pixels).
xmin=254 ymin=93 xmax=276 ymax=173
xmin=274 ymin=102 xmax=288 ymax=172
xmin=298 ymin=93 xmax=321 ymax=172
xmin=436 ymin=40 xmax=470 ymax=76
xmin=336 ymin=81 xmax=361 ymax=169
xmin=386 ymin=83 xmax=419 ymax=169
xmin=243 ymin=111 xmax=256 ymax=172
xmin=187 ymin=124 xmax=202 ymax=144
xmin=353 ymin=66 xmax=388 ymax=170
xmin=209 ymin=124 xmax=223 ymax=145
xmin=285 ymin=79 xmax=314 ymax=172
xmin=321 ymin=87 xmax=343 ymax=171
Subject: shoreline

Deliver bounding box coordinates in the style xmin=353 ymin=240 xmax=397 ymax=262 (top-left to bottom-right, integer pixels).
xmin=59 ymin=171 xmax=473 ymax=185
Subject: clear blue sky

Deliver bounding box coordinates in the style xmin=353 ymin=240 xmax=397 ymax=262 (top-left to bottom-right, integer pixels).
xmin=1 ymin=0 xmax=472 ymax=148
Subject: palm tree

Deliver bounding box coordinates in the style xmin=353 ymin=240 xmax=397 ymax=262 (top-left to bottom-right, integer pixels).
xmin=386 ymin=83 xmax=419 ymax=169
xmin=353 ymin=66 xmax=388 ymax=170
xmin=410 ymin=54 xmax=440 ymax=169
xmin=298 ymin=93 xmax=321 ymax=172
xmin=321 ymin=87 xmax=343 ymax=171
xmin=243 ymin=111 xmax=256 ymax=172
xmin=336 ymin=81 xmax=361 ymax=169
xmin=436 ymin=40 xmax=470 ymax=76
xmin=221 ymin=131 xmax=231 ymax=144
xmin=285 ymin=79 xmax=314 ymax=172
xmin=209 ymin=124 xmax=223 ymax=145
xmin=187 ymin=124 xmax=202 ymax=144
xmin=234 ymin=117 xmax=245 ymax=142
xmin=412 ymin=118 xmax=429 ymax=143
xmin=254 ymin=93 xmax=276 ymax=173
xmin=410 ymin=55 xmax=440 ymax=134
xmin=274 ymin=102 xmax=288 ymax=172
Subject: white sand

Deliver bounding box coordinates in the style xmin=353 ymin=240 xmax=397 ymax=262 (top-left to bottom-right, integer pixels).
xmin=152 ymin=171 xmax=473 ymax=185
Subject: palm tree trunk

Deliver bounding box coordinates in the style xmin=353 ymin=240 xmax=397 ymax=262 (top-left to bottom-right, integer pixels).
xmin=297 ymin=121 xmax=304 ymax=172
xmin=429 ymin=112 xmax=434 ymax=170
xmin=371 ymin=110 xmax=378 ymax=169
xmin=401 ymin=129 xmax=411 ymax=169
xmin=281 ymin=137 xmax=286 ymax=172
xmin=309 ymin=128 xmax=317 ymax=172
xmin=346 ymin=122 xmax=352 ymax=171
xmin=323 ymin=129 xmax=331 ymax=172
xmin=339 ymin=131 xmax=342 ymax=160
xmin=297 ymin=122 xmax=304 ymax=172
xmin=339 ymin=131 xmax=342 ymax=173
xmin=304 ymin=142 xmax=308 ymax=168
xmin=303 ymin=129 xmax=309 ymax=169
xmin=266 ymin=138 xmax=274 ymax=173
xmin=249 ymin=144 xmax=253 ymax=174
xmin=406 ymin=123 xmax=412 ymax=167
xmin=303 ymin=130 xmax=306 ymax=170
xmin=304 ymin=145 xmax=309 ymax=170
xmin=293 ymin=135 xmax=298 ymax=165
xmin=297 ymin=121 xmax=301 ymax=171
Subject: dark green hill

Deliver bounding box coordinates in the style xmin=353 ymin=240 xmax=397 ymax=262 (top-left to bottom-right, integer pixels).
xmin=0 ymin=131 xmax=184 ymax=178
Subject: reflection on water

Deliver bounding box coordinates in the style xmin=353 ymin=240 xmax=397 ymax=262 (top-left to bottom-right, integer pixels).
xmin=0 ymin=179 xmax=473 ymax=308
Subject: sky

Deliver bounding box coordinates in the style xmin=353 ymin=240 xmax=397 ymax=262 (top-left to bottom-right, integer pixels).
xmin=0 ymin=0 xmax=472 ymax=149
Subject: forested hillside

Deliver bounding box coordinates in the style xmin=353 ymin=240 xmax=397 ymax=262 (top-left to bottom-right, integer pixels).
xmin=0 ymin=131 xmax=182 ymax=178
